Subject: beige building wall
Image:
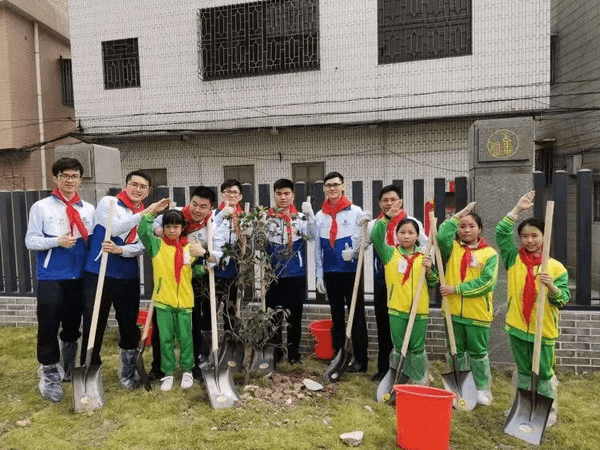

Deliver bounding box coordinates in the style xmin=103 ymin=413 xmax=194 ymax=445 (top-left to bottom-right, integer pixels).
xmin=0 ymin=1 xmax=74 ymax=190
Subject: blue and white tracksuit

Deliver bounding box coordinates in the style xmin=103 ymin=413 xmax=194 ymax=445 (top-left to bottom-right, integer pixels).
xmin=80 ymin=195 xmax=146 ymax=366
xmin=315 ymin=204 xmax=368 ymax=366
xmin=25 ymin=194 xmax=94 ymax=365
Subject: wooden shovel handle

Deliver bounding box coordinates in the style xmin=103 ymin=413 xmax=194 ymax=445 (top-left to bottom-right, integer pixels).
xmin=532 ymin=201 xmax=554 ymax=374
xmin=400 ymin=219 xmax=435 ymax=358
xmin=207 ymin=217 xmax=219 ymax=355
xmin=86 ymin=199 xmax=116 ymax=360
xmin=140 ymin=300 xmax=154 ymax=344
xmin=345 ymin=221 xmax=368 ymax=338
xmin=430 ymin=217 xmax=459 ymax=356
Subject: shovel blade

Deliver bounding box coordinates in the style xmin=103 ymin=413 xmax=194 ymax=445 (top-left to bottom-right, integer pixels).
xmin=249 ymin=346 xmax=276 ymax=374
xmin=72 ymin=365 xmax=105 ymax=413
xmin=201 ymin=364 xmax=240 ymax=410
xmin=323 ymin=347 xmax=352 ymax=383
xmin=441 ymin=369 xmax=478 ymax=411
xmin=136 ymin=350 xmax=151 ymax=392
xmin=504 ymin=388 xmax=553 ymax=446
xmin=219 ymin=335 xmax=245 ymax=373
xmin=376 ymin=368 xmax=396 ymax=403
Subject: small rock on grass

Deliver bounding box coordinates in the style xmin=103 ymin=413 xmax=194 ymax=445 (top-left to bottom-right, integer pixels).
xmin=340 ymin=431 xmax=364 ymax=447
xmin=302 ymin=378 xmax=323 ymax=391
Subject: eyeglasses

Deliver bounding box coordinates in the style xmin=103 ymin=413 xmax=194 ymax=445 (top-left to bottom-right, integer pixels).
xmin=58 ymin=173 xmax=81 ymax=181
xmin=127 ymin=182 xmax=150 ymax=191
xmin=223 ymin=189 xmax=241 ymax=196
xmin=324 ymin=182 xmax=343 ymax=189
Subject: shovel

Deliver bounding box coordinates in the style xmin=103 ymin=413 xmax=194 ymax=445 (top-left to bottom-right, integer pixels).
xmin=202 ymin=218 xmax=241 ymax=409
xmin=249 ymin=255 xmax=276 ymax=374
xmin=504 ymin=201 xmax=555 ymax=446
xmin=72 ymin=199 xmax=116 ymax=413
xmin=377 ymin=222 xmax=435 ymax=403
xmin=323 ymin=221 xmax=368 ymax=383
xmin=135 ymin=300 xmax=154 ymax=392
xmin=429 ymin=215 xmax=478 ymax=411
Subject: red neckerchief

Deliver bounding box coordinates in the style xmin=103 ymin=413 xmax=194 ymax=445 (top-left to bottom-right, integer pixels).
xmin=162 ymin=236 xmax=188 ymax=284
xmin=218 ymin=202 xmax=243 ymax=237
xmin=377 ymin=210 xmax=407 ymax=246
xmin=459 ymin=238 xmax=489 ymax=281
xmin=52 ymin=189 xmax=88 ymax=241
xmin=116 ymin=190 xmax=145 ymax=244
xmin=182 ymin=206 xmax=211 ymax=236
xmin=401 ymin=251 xmax=420 ymax=285
xmin=321 ymin=195 xmax=352 ymax=248
xmin=519 ymin=248 xmax=542 ymax=325
xmin=267 ymin=204 xmax=298 ymax=251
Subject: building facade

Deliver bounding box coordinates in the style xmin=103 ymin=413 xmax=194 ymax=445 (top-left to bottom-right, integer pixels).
xmin=0 ymin=0 xmax=75 ymax=190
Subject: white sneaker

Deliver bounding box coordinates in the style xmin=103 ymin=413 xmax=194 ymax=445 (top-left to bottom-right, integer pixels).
xmin=181 ymin=372 xmax=194 ymax=389
xmin=477 ymin=390 xmax=493 ymax=406
xmin=160 ymin=375 xmax=174 ymax=392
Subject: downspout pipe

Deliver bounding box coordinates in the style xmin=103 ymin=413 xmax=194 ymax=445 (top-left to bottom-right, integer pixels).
xmin=34 ymin=21 xmax=47 ymax=190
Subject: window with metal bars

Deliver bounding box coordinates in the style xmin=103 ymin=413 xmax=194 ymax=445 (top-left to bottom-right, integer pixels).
xmin=59 ymin=58 xmax=74 ymax=108
xmin=102 ymin=38 xmax=141 ymax=89
xmin=198 ymin=0 xmax=319 ymax=81
xmin=378 ymin=0 xmax=472 ymax=65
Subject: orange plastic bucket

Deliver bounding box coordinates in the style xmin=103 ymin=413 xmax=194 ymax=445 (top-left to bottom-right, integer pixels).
xmin=308 ymin=319 xmax=335 ymax=360
xmin=395 ymin=385 xmax=456 ymax=450
xmin=136 ymin=310 xmax=153 ymax=347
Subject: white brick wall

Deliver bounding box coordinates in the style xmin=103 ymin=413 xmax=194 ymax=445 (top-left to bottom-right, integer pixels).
xmin=70 ymin=0 xmax=551 ymax=133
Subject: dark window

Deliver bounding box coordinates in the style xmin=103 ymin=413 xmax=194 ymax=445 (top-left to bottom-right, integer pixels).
xmin=141 ymin=169 xmax=168 ymax=188
xmin=59 ymin=58 xmax=74 ymax=108
xmin=378 ymin=0 xmax=472 ymax=65
xmin=550 ymin=33 xmax=557 ymax=85
xmin=594 ymin=180 xmax=600 ymax=222
xmin=198 ymin=0 xmax=319 ymax=81
xmin=224 ymin=165 xmax=254 ymax=185
xmin=535 ymin=146 xmax=554 ymax=185
xmin=292 ymin=161 xmax=324 ymax=197
xmin=102 ymin=38 xmax=141 ymax=89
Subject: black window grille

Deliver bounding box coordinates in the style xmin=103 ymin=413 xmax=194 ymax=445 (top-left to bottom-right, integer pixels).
xmin=378 ymin=0 xmax=472 ymax=65
xmin=198 ymin=0 xmax=319 ymax=81
xmin=59 ymin=58 xmax=74 ymax=108
xmin=102 ymin=38 xmax=141 ymax=89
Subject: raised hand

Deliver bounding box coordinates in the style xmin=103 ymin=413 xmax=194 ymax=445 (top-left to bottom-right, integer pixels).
xmin=453 ymin=202 xmax=476 ymax=219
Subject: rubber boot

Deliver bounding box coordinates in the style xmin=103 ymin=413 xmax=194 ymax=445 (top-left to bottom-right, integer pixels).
xmin=119 ymin=348 xmax=139 ymax=390
xmin=38 ymin=364 xmax=64 ymax=402
xmin=405 ymin=350 xmax=429 ymax=385
xmin=470 ymin=355 xmax=493 ymax=405
xmin=60 ymin=340 xmax=78 ymax=382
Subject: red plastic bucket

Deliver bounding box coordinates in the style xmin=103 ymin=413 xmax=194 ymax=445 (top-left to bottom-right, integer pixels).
xmin=308 ymin=318 xmax=335 ymax=360
xmin=395 ymin=385 xmax=456 ymax=450
xmin=136 ymin=310 xmax=153 ymax=347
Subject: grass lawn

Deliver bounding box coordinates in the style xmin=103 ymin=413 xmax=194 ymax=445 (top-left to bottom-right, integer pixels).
xmin=0 ymin=326 xmax=598 ymax=449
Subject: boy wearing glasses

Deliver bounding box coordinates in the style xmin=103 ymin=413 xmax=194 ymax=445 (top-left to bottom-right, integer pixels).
xmin=26 ymin=157 xmax=95 ymax=402
xmin=315 ymin=172 xmax=370 ymax=372
xmin=80 ymin=170 xmax=153 ymax=389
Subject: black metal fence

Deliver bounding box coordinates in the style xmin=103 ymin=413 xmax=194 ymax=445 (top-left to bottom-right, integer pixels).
xmin=1 ymin=172 xmax=595 ymax=309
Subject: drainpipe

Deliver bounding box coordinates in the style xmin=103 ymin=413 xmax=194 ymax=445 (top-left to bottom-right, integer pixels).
xmin=34 ymin=21 xmax=47 ymax=189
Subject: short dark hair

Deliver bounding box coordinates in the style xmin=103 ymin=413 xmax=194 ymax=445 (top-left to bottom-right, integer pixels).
xmin=518 ymin=217 xmax=545 ymax=236
xmin=52 ymin=157 xmax=84 ymax=177
xmin=162 ymin=209 xmax=185 ymax=226
xmin=273 ymin=178 xmax=294 ymax=192
xmin=396 ymin=217 xmax=421 ymax=247
xmin=220 ymin=179 xmax=242 ymax=193
xmin=324 ymin=171 xmax=344 ymax=184
xmin=125 ymin=170 xmax=152 ymax=187
xmin=378 ymin=185 xmax=402 ymax=201
xmin=190 ymin=186 xmax=216 ymax=206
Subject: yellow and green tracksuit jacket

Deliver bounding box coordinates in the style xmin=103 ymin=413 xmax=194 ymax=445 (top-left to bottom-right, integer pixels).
xmin=139 ymin=214 xmax=196 ymax=311
xmin=370 ymin=217 xmax=439 ymax=318
xmin=495 ymin=216 xmax=571 ymax=344
xmin=437 ymin=217 xmax=498 ymax=327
